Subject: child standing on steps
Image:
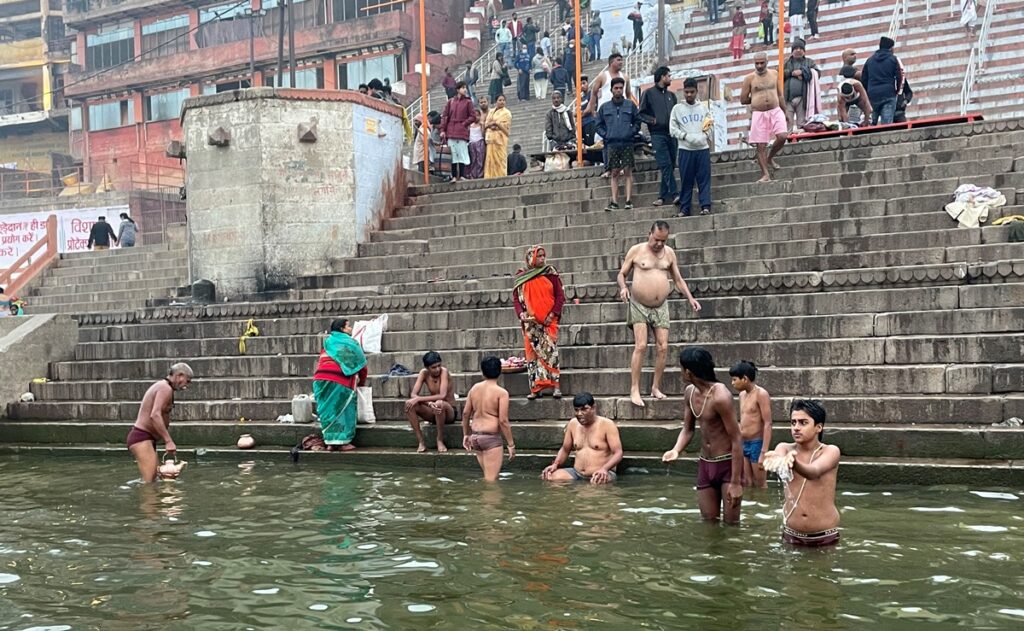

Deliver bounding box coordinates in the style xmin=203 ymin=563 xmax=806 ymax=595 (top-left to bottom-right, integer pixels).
xmin=729 ymin=360 xmax=773 ymax=488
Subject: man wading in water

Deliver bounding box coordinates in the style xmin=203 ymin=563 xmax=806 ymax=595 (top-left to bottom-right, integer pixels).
xmin=126 ymin=363 xmax=193 ymax=482
xmin=617 ymin=221 xmax=701 ymax=407
xmin=763 ymin=399 xmax=841 ymax=546
xmin=662 ymin=347 xmax=744 ymax=524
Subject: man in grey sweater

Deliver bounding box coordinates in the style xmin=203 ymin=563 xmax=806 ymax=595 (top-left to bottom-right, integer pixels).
xmin=669 ymin=78 xmax=712 ymax=217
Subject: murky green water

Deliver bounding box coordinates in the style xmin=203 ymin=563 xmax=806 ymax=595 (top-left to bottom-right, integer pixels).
xmin=0 ymin=457 xmax=1022 ymax=630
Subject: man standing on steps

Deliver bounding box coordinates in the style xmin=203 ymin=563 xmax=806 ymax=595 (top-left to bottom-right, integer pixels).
xmin=126 ymin=363 xmax=193 ymax=483
xmin=585 ymin=53 xmax=633 ymax=174
xmin=88 ymin=215 xmax=117 ymax=250
xmin=617 ymin=221 xmax=701 ymax=408
xmin=639 ymin=66 xmax=678 ymax=208
xmin=522 ymin=16 xmax=540 ymax=59
xmin=741 ymin=52 xmax=788 ymax=183
xmin=496 ymin=20 xmax=513 ymax=62
xmin=789 ymin=0 xmax=806 ymax=42
xmin=670 ymin=77 xmax=713 ymax=217
xmin=628 ymin=3 xmax=644 ymax=52
xmin=662 ymin=347 xmax=744 ymax=524
xmin=597 ymin=77 xmax=640 ymax=211
xmin=861 ymin=36 xmax=905 ymax=126
xmin=508 ymin=12 xmax=524 ymax=50
xmin=440 ymin=81 xmax=477 ymax=183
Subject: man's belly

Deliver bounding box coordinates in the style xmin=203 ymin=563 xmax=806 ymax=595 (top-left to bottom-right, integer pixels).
xmin=631 ymin=272 xmax=670 ymax=307
xmin=574 ymin=448 xmax=608 ymax=474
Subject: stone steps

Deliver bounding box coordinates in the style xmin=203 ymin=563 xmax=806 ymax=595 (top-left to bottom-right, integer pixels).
xmin=0 ymin=442 xmax=1019 ymax=485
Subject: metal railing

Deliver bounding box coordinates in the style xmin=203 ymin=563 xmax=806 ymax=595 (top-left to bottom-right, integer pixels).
xmin=887 ymin=0 xmax=910 ymax=39
xmin=404 ymin=1 xmax=563 ymax=131
xmin=959 ymin=46 xmax=976 ymax=114
xmin=977 ymin=0 xmax=997 ymax=68
xmin=0 ymin=215 xmax=59 ymax=297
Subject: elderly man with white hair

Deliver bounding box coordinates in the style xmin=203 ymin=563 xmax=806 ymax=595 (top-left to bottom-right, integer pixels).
xmin=126 ymin=363 xmax=194 ymax=482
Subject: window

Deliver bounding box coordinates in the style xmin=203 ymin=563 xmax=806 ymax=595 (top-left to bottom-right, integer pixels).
xmin=87 ymin=99 xmax=134 ymax=131
xmin=197 ymin=3 xmax=252 ymax=48
xmin=263 ymin=67 xmax=321 ymax=89
xmin=141 ymin=15 xmax=190 ymax=59
xmin=0 ymin=89 xmax=13 ymax=115
xmin=86 ymin=23 xmax=134 ymax=70
xmin=145 ymin=88 xmax=190 ymax=121
xmin=70 ymin=106 xmax=82 ymax=131
xmin=263 ymin=0 xmax=324 ymax=37
xmin=201 ymin=80 xmax=252 ymax=95
xmin=332 ymin=0 xmax=407 ymax=22
xmin=199 ymin=2 xmax=250 ymax=23
xmin=338 ymin=53 xmax=403 ymax=90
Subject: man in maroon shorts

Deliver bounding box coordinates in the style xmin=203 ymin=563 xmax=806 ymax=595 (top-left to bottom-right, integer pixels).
xmin=662 ymin=347 xmax=744 ymax=523
xmin=126 ymin=363 xmax=193 ymax=482
xmin=740 ymin=52 xmax=789 ymax=183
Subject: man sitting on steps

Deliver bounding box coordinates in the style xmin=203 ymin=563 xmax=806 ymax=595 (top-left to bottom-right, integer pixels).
xmin=542 ymin=393 xmax=623 ymax=484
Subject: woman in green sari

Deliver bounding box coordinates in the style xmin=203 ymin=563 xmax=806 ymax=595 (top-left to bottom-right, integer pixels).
xmin=312 ymin=318 xmax=368 ymax=451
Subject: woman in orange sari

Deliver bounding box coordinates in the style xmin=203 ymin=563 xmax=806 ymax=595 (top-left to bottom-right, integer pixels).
xmin=512 ymin=245 xmax=564 ymax=400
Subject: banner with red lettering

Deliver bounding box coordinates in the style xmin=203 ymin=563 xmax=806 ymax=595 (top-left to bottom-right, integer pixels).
xmin=0 ymin=205 xmax=130 ymax=271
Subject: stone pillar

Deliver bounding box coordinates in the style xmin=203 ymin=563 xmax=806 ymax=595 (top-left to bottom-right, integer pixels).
xmin=181 ymin=88 xmax=405 ymax=299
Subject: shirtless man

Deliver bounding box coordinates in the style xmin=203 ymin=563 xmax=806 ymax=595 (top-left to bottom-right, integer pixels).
xmin=405 ymin=351 xmax=457 ymax=453
xmin=461 ymin=356 xmax=516 ymax=482
xmin=836 ymin=65 xmax=872 ymax=126
xmin=541 ymin=392 xmax=623 ymax=484
xmin=583 ymin=52 xmax=633 ymax=118
xmin=661 ymin=347 xmax=744 ymax=523
xmin=729 ymin=360 xmax=772 ymax=488
xmin=126 ymin=363 xmax=193 ymax=482
xmin=740 ymin=52 xmax=788 ymax=183
xmin=617 ymin=221 xmax=701 ymax=407
xmin=763 ymin=399 xmax=841 ymax=547
xmin=841 ymin=48 xmax=861 ymax=80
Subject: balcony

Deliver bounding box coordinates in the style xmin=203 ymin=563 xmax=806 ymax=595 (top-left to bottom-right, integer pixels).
xmin=65 ymin=9 xmax=414 ymax=98
xmin=0 ymin=37 xmax=45 ymax=70
xmin=64 ymin=0 xmax=200 ymax=29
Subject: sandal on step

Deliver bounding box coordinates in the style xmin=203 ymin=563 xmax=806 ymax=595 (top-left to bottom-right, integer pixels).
xmin=526 ymin=393 xmax=539 ymax=400
xmin=552 ymin=389 xmax=563 ymax=399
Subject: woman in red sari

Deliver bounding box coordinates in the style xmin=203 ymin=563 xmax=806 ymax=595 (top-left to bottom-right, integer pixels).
xmin=512 ymin=245 xmax=564 ymax=400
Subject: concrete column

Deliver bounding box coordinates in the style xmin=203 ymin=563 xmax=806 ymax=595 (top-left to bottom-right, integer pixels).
xmin=181 ymin=89 xmax=406 ymax=298
xmin=322 ymin=57 xmax=337 ymax=90
xmin=188 ymin=10 xmax=200 ymax=50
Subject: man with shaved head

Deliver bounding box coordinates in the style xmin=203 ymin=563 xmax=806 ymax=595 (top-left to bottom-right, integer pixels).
xmin=126 ymin=363 xmax=194 ymax=482
xmin=740 ymin=52 xmax=787 ymax=183
xmin=842 ymin=48 xmax=861 ymax=80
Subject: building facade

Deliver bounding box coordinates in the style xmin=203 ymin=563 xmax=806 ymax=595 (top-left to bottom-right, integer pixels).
xmin=63 ymin=0 xmax=467 ymax=187
xmin=0 ymin=0 xmax=71 ymax=177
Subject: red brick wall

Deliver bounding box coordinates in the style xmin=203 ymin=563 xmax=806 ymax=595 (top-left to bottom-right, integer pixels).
xmin=86 ymin=120 xmax=184 ymax=189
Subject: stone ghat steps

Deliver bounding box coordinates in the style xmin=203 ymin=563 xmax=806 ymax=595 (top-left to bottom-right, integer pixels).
xmin=0 ymin=442 xmax=1020 ymax=486
xmin=2 ymin=420 xmax=1021 ymax=461
xmin=31 ymin=265 xmax=188 ymax=290
xmin=73 ymin=305 xmax=1024 ymax=345
xmin=10 ymin=392 xmax=1024 ymax=426
xmin=25 ymin=362 xmax=1024 ymax=402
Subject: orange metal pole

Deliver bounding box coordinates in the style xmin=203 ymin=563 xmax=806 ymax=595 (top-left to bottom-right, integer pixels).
xmin=419 ymin=0 xmax=429 ymax=184
xmin=777 ymin=0 xmax=785 ymax=95
xmin=574 ymin=0 xmax=583 ymax=166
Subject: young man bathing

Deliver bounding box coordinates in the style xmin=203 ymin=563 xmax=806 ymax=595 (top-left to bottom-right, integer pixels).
xmin=462 ymin=356 xmax=516 ymax=481
xmin=405 ymin=351 xmax=457 ymax=452
xmin=763 ymin=399 xmax=841 ymax=547
xmin=729 ymin=360 xmax=773 ymax=488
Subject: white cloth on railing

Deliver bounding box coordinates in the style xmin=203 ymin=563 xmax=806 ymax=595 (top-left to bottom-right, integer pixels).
xmin=944 ymin=184 xmax=1005 ymax=228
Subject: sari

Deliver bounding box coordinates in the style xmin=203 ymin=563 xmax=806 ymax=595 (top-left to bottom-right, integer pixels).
xmin=312 ymin=331 xmax=368 ymax=446
xmin=513 ymin=245 xmax=564 ymax=395
xmin=484 ymin=106 xmax=512 ymax=178
xmin=467 ymin=121 xmax=486 ymax=179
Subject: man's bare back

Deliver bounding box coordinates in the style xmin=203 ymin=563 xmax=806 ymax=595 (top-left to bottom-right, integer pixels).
xmin=623 ymin=242 xmax=674 ymax=308
xmin=135 ymin=378 xmax=174 ymax=440
xmin=464 ymin=381 xmax=504 ymax=434
xmin=461 ymin=359 xmax=515 ymax=482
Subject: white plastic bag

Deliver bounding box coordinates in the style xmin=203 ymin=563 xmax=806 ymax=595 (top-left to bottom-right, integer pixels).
xmin=352 ymin=314 xmax=389 ymax=354
xmin=356 ymin=387 xmax=375 ymax=424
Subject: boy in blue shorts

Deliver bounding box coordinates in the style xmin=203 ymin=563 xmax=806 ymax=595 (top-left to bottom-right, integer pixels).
xmin=730 ymin=360 xmax=773 ymax=488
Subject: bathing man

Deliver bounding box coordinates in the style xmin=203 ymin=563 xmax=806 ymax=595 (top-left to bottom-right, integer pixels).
xmin=126 ymin=363 xmax=193 ymax=482
xmin=617 ymin=220 xmax=701 ymax=408
xmin=405 ymin=351 xmax=457 ymax=453
xmin=729 ymin=360 xmax=773 ymax=488
xmin=662 ymin=347 xmax=744 ymax=523
xmin=740 ymin=52 xmax=788 ymax=183
xmin=541 ymin=392 xmax=623 ymax=484
xmin=763 ymin=399 xmax=841 ymax=547
xmin=462 ymin=356 xmax=516 ymax=482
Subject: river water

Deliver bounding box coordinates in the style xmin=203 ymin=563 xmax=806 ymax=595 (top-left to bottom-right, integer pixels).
xmin=0 ymin=456 xmax=1021 ymax=630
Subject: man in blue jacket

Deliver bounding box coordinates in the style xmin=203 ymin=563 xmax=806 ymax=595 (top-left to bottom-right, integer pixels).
xmin=597 ymin=77 xmax=640 ymax=211
xmin=860 ymin=36 xmax=905 ymax=125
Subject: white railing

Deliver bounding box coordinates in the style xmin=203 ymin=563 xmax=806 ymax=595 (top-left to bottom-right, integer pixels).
xmin=887 ymin=0 xmax=910 ymax=39
xmin=977 ymin=0 xmax=997 ymax=68
xmin=404 ymin=1 xmax=562 ymax=135
xmin=959 ymin=46 xmax=976 ymax=114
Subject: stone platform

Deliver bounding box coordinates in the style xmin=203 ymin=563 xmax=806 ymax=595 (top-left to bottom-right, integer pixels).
xmin=3 ymin=119 xmax=1024 ymax=485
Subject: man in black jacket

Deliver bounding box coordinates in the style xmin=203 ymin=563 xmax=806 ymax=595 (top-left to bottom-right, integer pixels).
xmin=88 ymin=216 xmax=117 ymax=251
xmin=860 ymin=36 xmax=905 ymax=125
xmin=639 ymin=66 xmax=678 ymax=207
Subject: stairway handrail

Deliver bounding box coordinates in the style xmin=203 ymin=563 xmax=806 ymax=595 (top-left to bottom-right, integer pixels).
xmin=887 ymin=0 xmax=909 ymax=39
xmin=0 ymin=214 xmax=59 ymax=297
xmin=977 ymin=0 xmax=996 ymax=68
xmin=959 ymin=45 xmax=976 ymax=114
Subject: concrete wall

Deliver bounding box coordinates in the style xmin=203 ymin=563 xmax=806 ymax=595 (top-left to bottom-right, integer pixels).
xmin=182 ymin=88 xmax=404 ymax=298
xmin=0 ymin=314 xmax=78 ymax=418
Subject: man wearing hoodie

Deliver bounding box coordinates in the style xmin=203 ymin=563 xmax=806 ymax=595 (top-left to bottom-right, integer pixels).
xmin=860 ymin=36 xmax=905 ymax=125
xmin=670 ymin=78 xmax=712 ymax=217
xmin=639 ymin=66 xmax=678 ymax=207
